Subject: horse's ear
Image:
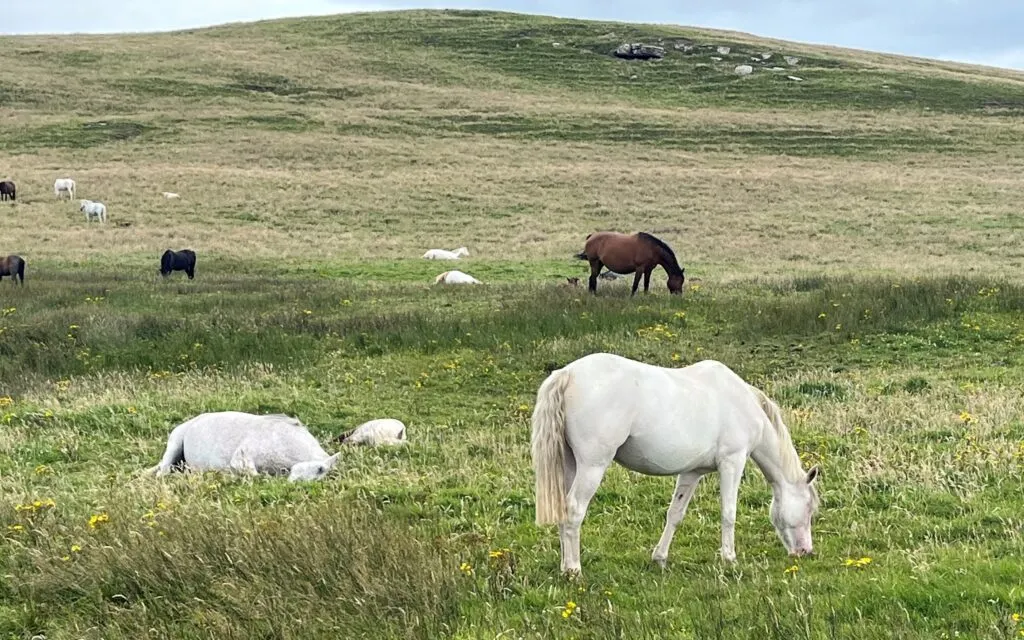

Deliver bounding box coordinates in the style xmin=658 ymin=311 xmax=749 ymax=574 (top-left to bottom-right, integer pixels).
xmin=805 ymin=465 xmax=820 ymax=485
xmin=324 ymin=452 xmax=341 ymax=470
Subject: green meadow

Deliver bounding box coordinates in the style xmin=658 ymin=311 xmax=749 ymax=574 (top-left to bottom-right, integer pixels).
xmin=1 ymin=9 xmax=1023 ymax=639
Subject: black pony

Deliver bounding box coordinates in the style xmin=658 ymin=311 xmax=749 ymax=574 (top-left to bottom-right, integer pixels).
xmin=0 ymin=181 xmax=15 ymax=202
xmin=160 ymin=249 xmax=196 ymax=280
xmin=0 ymin=255 xmax=25 ymax=284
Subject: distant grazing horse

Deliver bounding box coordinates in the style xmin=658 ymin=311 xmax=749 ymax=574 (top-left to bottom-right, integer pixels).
xmin=532 ymin=353 xmax=820 ymax=575
xmin=160 ymin=249 xmax=196 ymax=279
xmin=0 ymin=181 xmax=15 ymax=201
xmin=576 ymin=231 xmax=685 ymax=295
xmin=145 ymin=411 xmax=341 ymax=481
xmin=433 ymin=270 xmax=481 ymax=285
xmin=423 ymin=247 xmax=469 ymax=260
xmin=79 ymin=199 xmax=107 ymax=223
xmin=54 ymin=178 xmax=75 ymax=200
xmin=0 ymin=255 xmax=26 ymax=285
xmin=334 ymin=418 xmax=408 ymax=446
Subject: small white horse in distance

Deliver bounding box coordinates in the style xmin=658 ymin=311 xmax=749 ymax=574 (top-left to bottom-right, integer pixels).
xmin=434 ymin=270 xmax=482 ymax=285
xmin=334 ymin=418 xmax=408 ymax=446
xmin=423 ymin=247 xmax=469 ymax=260
xmin=54 ymin=178 xmax=76 ymax=200
xmin=80 ymin=199 xmax=107 ymax=223
xmin=162 ymin=191 xmax=180 ymax=199
xmin=145 ymin=411 xmax=340 ymax=481
xmin=532 ymin=353 xmax=820 ymax=576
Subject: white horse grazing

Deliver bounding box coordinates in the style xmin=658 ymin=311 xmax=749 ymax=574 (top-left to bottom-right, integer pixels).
xmin=146 ymin=411 xmax=340 ymax=481
xmin=422 ymin=247 xmax=469 ymax=260
xmin=80 ymin=199 xmax=107 ymax=223
xmin=434 ymin=270 xmax=482 ymax=285
xmin=54 ymin=178 xmax=76 ymax=200
xmin=336 ymin=418 xmax=408 ymax=446
xmin=532 ymin=353 xmax=820 ymax=575
xmin=162 ymin=192 xmax=180 ymax=199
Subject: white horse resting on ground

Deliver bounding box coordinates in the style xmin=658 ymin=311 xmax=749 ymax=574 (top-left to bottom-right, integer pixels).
xmin=79 ymin=199 xmax=107 ymax=223
xmin=532 ymin=353 xmax=820 ymax=576
xmin=434 ymin=270 xmax=482 ymax=285
xmin=54 ymin=178 xmax=76 ymax=200
xmin=423 ymin=247 xmax=469 ymax=260
xmin=162 ymin=191 xmax=180 ymax=199
xmin=334 ymin=418 xmax=408 ymax=446
xmin=145 ymin=411 xmax=341 ymax=481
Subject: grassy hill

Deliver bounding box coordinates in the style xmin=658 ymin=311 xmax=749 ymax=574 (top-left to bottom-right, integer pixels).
xmin=1 ymin=10 xmax=1023 ymax=640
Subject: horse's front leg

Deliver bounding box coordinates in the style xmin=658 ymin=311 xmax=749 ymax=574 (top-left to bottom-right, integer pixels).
xmin=717 ymin=456 xmax=745 ymax=562
xmin=630 ymin=271 xmax=642 ymax=296
xmin=652 ymin=471 xmax=703 ymax=568
xmin=643 ymin=268 xmax=653 ymax=293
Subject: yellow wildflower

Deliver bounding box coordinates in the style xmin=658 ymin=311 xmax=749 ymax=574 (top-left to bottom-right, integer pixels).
xmin=34 ymin=464 xmax=50 ymax=475
xmin=459 ymin=561 xmax=473 ymax=576
xmin=817 ymin=313 xmax=827 ymax=319
xmin=562 ymin=600 xmax=577 ymax=619
xmin=959 ymin=411 xmax=976 ymax=425
xmin=784 ymin=564 xmax=799 ymax=575
xmin=88 ymin=513 xmax=109 ymax=530
xmin=0 ymin=397 xmax=12 ymax=409
xmin=7 ymin=524 xmax=24 ymax=532
xmin=70 ymin=544 xmax=82 ymax=553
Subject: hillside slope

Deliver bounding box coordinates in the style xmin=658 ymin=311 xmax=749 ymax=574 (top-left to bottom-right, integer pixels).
xmin=1 ymin=9 xmax=1023 ymax=278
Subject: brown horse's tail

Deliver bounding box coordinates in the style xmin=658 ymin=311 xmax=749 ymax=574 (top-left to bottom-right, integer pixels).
xmin=16 ymin=258 xmax=24 ymax=285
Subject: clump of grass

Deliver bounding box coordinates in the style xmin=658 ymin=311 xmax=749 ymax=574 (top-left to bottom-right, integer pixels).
xmin=8 ymin=495 xmax=462 ymax=639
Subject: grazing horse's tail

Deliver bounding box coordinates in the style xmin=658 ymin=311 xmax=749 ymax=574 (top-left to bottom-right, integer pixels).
xmin=16 ymin=259 xmax=24 ymax=285
xmin=532 ymin=367 xmax=573 ymax=525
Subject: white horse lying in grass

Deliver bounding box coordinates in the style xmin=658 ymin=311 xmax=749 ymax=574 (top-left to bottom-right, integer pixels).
xmin=434 ymin=270 xmax=481 ymax=285
xmin=146 ymin=411 xmax=340 ymax=481
xmin=423 ymin=247 xmax=469 ymax=260
xmin=335 ymin=418 xmax=407 ymax=446
xmin=80 ymin=199 xmax=107 ymax=223
xmin=54 ymin=178 xmax=75 ymax=200
xmin=162 ymin=191 xmax=180 ymax=199
xmin=531 ymin=353 xmax=820 ymax=576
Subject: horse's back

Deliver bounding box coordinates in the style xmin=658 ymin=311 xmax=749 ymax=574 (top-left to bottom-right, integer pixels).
xmin=560 ymin=354 xmax=765 ymax=475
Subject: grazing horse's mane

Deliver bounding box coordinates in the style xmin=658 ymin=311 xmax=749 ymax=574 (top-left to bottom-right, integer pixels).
xmin=637 ymin=232 xmax=684 ymax=277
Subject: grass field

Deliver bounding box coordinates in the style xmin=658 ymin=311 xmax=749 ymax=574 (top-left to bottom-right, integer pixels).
xmin=2 ymin=9 xmax=1024 ymax=639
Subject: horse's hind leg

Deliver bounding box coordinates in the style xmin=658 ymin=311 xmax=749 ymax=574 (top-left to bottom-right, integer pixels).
xmin=652 ymin=471 xmax=703 ymax=568
xmin=559 ymin=458 xmax=611 ymax=576
xmin=588 ymin=259 xmax=603 ymax=294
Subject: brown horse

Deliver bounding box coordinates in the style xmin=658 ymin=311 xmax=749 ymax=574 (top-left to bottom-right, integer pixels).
xmin=0 ymin=181 xmax=14 ymax=202
xmin=0 ymin=255 xmax=25 ymax=285
xmin=575 ymin=231 xmax=685 ymax=295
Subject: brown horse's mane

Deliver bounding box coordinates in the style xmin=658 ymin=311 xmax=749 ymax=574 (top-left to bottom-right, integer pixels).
xmin=637 ymin=232 xmax=684 ymax=277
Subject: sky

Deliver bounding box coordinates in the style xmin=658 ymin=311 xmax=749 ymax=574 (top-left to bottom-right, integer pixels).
xmin=5 ymin=1 xmax=1024 ymax=71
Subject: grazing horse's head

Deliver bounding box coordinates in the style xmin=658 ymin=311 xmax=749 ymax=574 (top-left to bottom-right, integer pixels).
xmin=770 ymin=465 xmax=820 ymax=557
xmin=667 ymin=270 xmax=685 ymax=295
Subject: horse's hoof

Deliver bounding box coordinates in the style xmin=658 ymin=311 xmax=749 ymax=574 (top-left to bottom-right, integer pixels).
xmin=561 ymin=567 xmax=583 ymax=580
xmin=652 ymin=556 xmax=668 ymax=570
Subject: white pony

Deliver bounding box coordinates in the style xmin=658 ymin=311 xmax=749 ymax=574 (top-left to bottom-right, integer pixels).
xmin=54 ymin=178 xmax=76 ymax=200
xmin=145 ymin=411 xmax=340 ymax=482
xmin=162 ymin=192 xmax=180 ymax=199
xmin=79 ymin=199 xmax=107 ymax=223
xmin=423 ymin=247 xmax=469 ymax=260
xmin=433 ymin=270 xmax=482 ymax=285
xmin=336 ymin=418 xmax=408 ymax=446
xmin=531 ymin=353 xmax=820 ymax=575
